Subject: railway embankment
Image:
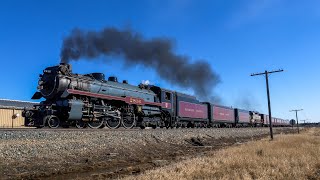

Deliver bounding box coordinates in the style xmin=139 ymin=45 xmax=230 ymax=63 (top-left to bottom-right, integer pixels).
xmin=0 ymin=128 xmax=295 ymax=179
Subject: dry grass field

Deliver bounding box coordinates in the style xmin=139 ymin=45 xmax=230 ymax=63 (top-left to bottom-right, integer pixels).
xmin=124 ymin=128 xmax=320 ymax=180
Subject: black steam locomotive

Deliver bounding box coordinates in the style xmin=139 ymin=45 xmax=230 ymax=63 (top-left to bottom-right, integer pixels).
xmin=23 ymin=63 xmax=290 ymax=129
xmin=24 ymin=63 xmax=200 ymax=129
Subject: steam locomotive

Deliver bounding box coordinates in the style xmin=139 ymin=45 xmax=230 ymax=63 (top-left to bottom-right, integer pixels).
xmin=23 ymin=63 xmax=290 ymax=129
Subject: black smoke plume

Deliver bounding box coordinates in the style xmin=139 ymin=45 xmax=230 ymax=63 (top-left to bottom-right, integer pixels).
xmin=60 ymin=27 xmax=220 ymax=101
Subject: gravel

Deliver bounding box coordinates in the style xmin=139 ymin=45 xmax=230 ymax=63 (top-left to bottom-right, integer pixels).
xmin=0 ymin=128 xmax=276 ymax=159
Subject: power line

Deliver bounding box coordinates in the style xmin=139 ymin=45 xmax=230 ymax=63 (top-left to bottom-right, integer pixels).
xmin=301 ymin=111 xmax=309 ymax=121
xmin=251 ymin=69 xmax=284 ymax=140
xmin=290 ymin=109 xmax=303 ymax=133
xmin=300 ymin=119 xmax=309 ymax=124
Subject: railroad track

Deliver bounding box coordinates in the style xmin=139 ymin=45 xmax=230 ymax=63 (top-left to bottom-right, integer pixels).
xmin=0 ymin=126 xmax=285 ymax=131
xmin=0 ymin=127 xmax=145 ymax=131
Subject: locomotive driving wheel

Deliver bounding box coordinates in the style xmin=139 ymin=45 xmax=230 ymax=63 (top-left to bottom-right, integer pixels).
xmin=46 ymin=115 xmax=60 ymax=128
xmin=88 ymin=119 xmax=104 ymax=129
xmin=105 ymin=116 xmax=121 ymax=129
xmin=75 ymin=120 xmax=87 ymax=129
xmin=121 ymin=113 xmax=136 ymax=129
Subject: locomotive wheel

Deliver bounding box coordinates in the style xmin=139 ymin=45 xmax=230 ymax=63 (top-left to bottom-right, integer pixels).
xmin=105 ymin=117 xmax=121 ymax=129
xmin=88 ymin=120 xmax=104 ymax=129
xmin=75 ymin=120 xmax=87 ymax=129
xmin=99 ymin=122 xmax=106 ymax=129
xmin=161 ymin=112 xmax=171 ymax=129
xmin=165 ymin=122 xmax=170 ymax=129
xmin=121 ymin=113 xmax=136 ymax=129
xmin=47 ymin=115 xmax=60 ymax=128
xmin=176 ymin=123 xmax=182 ymax=128
xmin=140 ymin=125 xmax=146 ymax=129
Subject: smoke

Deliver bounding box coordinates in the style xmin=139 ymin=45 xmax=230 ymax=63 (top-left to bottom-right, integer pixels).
xmin=60 ymin=27 xmax=220 ymax=101
xmin=234 ymin=92 xmax=261 ymax=111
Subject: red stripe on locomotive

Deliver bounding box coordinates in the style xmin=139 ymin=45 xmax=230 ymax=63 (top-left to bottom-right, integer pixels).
xmin=67 ymin=89 xmax=162 ymax=106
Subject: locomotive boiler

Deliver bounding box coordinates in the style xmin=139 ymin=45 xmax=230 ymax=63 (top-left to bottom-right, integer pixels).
xmin=23 ymin=63 xmax=171 ymax=129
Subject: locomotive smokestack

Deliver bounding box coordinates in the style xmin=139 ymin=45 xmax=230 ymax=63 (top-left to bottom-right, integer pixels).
xmin=58 ymin=62 xmax=72 ymax=75
xmin=60 ymin=27 xmax=220 ymax=101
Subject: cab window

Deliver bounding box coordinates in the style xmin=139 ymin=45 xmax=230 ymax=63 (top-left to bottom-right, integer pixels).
xmin=165 ymin=92 xmax=171 ymax=101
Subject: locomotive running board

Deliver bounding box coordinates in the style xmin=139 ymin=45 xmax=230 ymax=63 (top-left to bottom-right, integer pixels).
xmin=63 ymin=89 xmax=165 ymax=107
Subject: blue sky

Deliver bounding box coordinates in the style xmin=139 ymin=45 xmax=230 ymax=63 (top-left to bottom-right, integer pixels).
xmin=0 ymin=0 xmax=319 ymax=122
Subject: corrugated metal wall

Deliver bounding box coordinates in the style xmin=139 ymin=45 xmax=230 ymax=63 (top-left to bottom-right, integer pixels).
xmin=0 ymin=108 xmax=25 ymax=128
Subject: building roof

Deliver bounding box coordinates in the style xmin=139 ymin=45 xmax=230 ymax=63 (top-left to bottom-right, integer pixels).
xmin=0 ymin=99 xmax=38 ymax=109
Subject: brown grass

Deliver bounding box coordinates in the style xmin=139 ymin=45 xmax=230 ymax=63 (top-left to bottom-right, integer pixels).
xmin=123 ymin=128 xmax=320 ymax=180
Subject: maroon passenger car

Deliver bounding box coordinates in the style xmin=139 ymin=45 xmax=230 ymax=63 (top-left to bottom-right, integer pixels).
xmin=175 ymin=92 xmax=209 ymax=127
xmin=210 ymin=104 xmax=235 ymax=127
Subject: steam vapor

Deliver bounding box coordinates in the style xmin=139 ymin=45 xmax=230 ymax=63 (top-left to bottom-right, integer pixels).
xmin=60 ymin=27 xmax=220 ymax=101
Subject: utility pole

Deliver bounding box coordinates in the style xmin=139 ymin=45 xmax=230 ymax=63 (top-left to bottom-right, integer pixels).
xmin=290 ymin=109 xmax=303 ymax=133
xmin=251 ymin=69 xmax=284 ymax=140
xmin=300 ymin=119 xmax=309 ymax=125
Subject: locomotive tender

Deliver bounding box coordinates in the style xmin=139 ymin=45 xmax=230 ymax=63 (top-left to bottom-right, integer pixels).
xmin=23 ymin=63 xmax=290 ymax=129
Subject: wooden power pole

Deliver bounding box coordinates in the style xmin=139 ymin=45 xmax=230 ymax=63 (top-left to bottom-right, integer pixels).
xmin=290 ymin=109 xmax=303 ymax=133
xmin=251 ymin=69 xmax=284 ymax=140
